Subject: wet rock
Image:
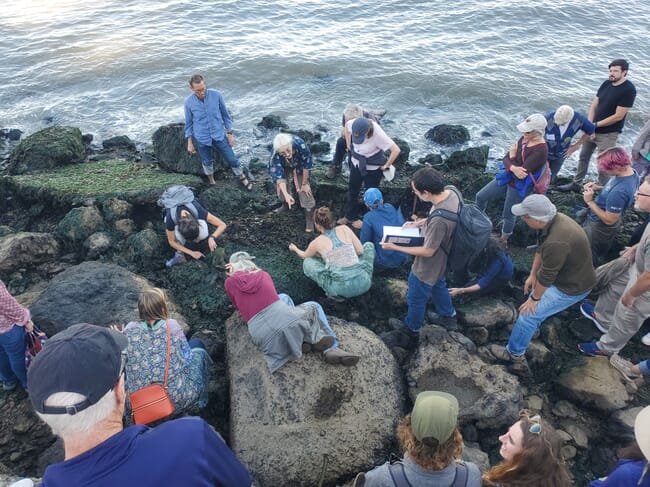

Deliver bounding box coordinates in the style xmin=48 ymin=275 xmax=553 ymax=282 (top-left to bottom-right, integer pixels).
xmin=0 ymin=128 xmax=23 ymax=141
xmin=462 ymin=326 xmax=489 ymax=346
xmin=227 ymin=314 xmax=404 ymax=486
xmin=257 ymin=115 xmax=288 ymax=130
xmin=463 ymin=443 xmax=490 ymax=472
xmin=29 ymin=261 xmax=185 ymax=336
xmin=406 ymin=328 xmax=523 ymax=429
xmin=445 ymin=145 xmax=490 ymax=169
xmin=57 ymin=206 xmax=105 ymax=243
xmin=456 ymin=298 xmax=516 ymax=329
xmin=0 ymin=232 xmax=61 ymax=273
xmin=418 ymin=153 xmax=444 ymax=166
xmin=561 ymin=445 xmax=577 ymax=460
xmin=102 ymin=135 xmax=136 ymax=151
xmin=525 ymin=394 xmax=544 ymax=412
xmin=425 ymin=124 xmax=470 ymax=145
xmin=609 ymin=407 xmax=643 ymax=441
xmin=83 ymin=232 xmax=111 ymax=260
xmin=560 ymin=420 xmax=589 ymax=449
xmin=114 ymin=219 xmax=137 ymax=237
xmin=552 ymin=400 xmax=578 ymax=419
xmin=555 ymin=357 xmax=633 ymax=411
xmin=152 ymin=123 xmax=226 ymax=176
xmin=525 ymin=340 xmax=552 ymax=367
xmin=124 ymin=229 xmax=165 ymax=269
xmin=308 ymin=141 xmax=330 ymax=155
xmin=392 ymin=137 xmax=410 ymax=166
xmin=7 ymin=126 xmax=85 ymax=174
xmin=81 ymin=133 xmax=94 ymax=144
xmin=0 ymin=226 xmax=13 ymax=238
xmin=101 ymin=198 xmax=133 ymax=222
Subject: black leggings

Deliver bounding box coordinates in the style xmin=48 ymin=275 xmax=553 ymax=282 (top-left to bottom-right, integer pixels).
xmin=345 ymin=165 xmax=383 ymax=220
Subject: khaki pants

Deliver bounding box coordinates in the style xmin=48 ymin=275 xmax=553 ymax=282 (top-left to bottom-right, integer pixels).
xmin=594 ymin=256 xmax=650 ymax=353
xmin=574 ymin=132 xmax=619 ymax=185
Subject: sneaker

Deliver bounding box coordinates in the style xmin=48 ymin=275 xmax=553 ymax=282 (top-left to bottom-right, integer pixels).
xmin=557 ymin=182 xmax=581 ymax=193
xmin=610 ymin=354 xmax=641 ymax=383
xmin=2 ymin=381 xmax=18 ymax=391
xmin=580 ymin=303 xmax=606 ymax=333
xmin=324 ymin=347 xmax=360 ymax=366
xmin=166 ymin=251 xmax=186 ymax=268
xmin=310 ymin=335 xmax=335 ymax=352
xmin=577 ymin=341 xmax=610 ymax=357
xmin=381 ymin=326 xmax=419 ymax=349
xmin=642 ymin=332 xmax=650 ymax=346
xmin=426 ymin=311 xmax=458 ymax=331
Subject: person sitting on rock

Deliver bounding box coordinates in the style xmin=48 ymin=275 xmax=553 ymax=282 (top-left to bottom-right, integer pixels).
xmin=488 ymin=195 xmax=597 ymax=376
xmin=289 ymin=207 xmax=375 ymax=300
xmin=113 ymin=288 xmax=213 ymax=417
xmin=224 ymin=251 xmax=359 ymax=369
xmin=448 ymin=237 xmax=513 ymax=298
xmin=0 ymin=279 xmax=34 ymax=392
xmin=164 ymin=197 xmax=227 ymax=267
xmin=352 ymin=391 xmax=481 ymax=486
xmin=577 ymin=175 xmax=650 ymax=357
xmin=269 ymin=133 xmax=316 ymax=233
xmin=482 ymin=410 xmax=571 ymax=487
xmin=587 ymin=405 xmax=650 ymax=486
xmin=359 ymin=188 xmax=409 ymax=271
xmin=27 ymin=323 xmax=251 ymax=486
xmin=580 ymin=147 xmax=639 ymax=265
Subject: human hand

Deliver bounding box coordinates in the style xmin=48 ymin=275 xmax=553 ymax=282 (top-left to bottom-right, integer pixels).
xmin=208 ymin=236 xmax=218 ymax=252
xmin=511 ymin=166 xmax=528 ymax=179
xmin=301 ymin=183 xmax=312 ymax=198
xmin=380 ymin=239 xmax=397 ymax=251
xmin=523 ymin=275 xmax=535 ymax=295
xmin=448 ymin=287 xmax=463 ymax=297
xmin=227 ymin=133 xmax=234 ymax=147
xmin=621 ymin=291 xmax=636 ymax=307
xmin=285 ymin=194 xmax=295 ymax=209
xmin=189 ymin=250 xmax=204 ymax=260
xmin=24 ymin=320 xmax=34 ymax=333
xmin=110 ymin=324 xmax=126 ymax=333
xmin=582 ymin=186 xmax=595 ymax=204
xmin=589 ymin=133 xmax=596 ymax=141
xmin=225 ymin=263 xmax=234 ymax=276
xmin=519 ymin=298 xmax=538 ymax=316
xmin=509 ymin=143 xmax=517 ymax=158
xmin=187 ymin=139 xmax=196 ymax=154
xmin=288 ymin=243 xmax=298 ymax=253
xmin=565 ymin=145 xmax=577 ymax=158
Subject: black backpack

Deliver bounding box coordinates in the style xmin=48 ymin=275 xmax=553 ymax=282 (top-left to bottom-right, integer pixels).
xmin=427 ymin=186 xmax=492 ymax=275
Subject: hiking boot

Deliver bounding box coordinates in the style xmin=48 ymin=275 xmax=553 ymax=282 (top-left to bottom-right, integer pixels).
xmin=305 ymin=208 xmax=315 ymax=233
xmin=426 ymin=311 xmax=458 ymax=331
xmin=488 ymin=344 xmax=531 ymax=376
xmin=577 ymin=341 xmax=610 ymax=357
xmin=310 ymin=335 xmax=335 ymax=352
xmin=557 ymin=182 xmax=581 ymax=193
xmin=580 ymin=303 xmax=606 ymax=333
xmin=166 ymin=251 xmax=186 ymax=268
xmin=325 ymin=165 xmax=338 ymax=179
xmin=273 ymin=203 xmax=289 ymax=213
xmin=610 ymin=354 xmax=641 ymax=383
xmin=324 ymin=347 xmax=360 ymax=366
xmin=2 ymin=381 xmax=17 ymax=392
xmin=381 ymin=324 xmax=419 ymax=349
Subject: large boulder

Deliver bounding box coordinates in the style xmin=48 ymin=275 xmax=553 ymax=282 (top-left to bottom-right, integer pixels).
xmin=152 ymin=123 xmax=225 ymax=175
xmin=406 ymin=326 xmax=523 ymax=429
xmin=227 ymin=314 xmax=404 ymax=487
xmin=555 ymin=357 xmax=635 ymax=411
xmin=425 ymin=124 xmax=470 ymax=145
xmin=29 ymin=261 xmax=186 ymax=336
xmin=57 ymin=206 xmax=105 ymax=243
xmin=456 ymin=298 xmax=517 ymax=329
xmin=0 ymin=232 xmax=60 ymax=272
xmin=7 ymin=126 xmax=85 ymax=174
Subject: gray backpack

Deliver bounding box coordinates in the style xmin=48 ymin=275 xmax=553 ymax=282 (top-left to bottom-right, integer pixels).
xmin=387 ymin=460 xmax=468 ymax=487
xmin=158 ymin=185 xmax=199 ymax=225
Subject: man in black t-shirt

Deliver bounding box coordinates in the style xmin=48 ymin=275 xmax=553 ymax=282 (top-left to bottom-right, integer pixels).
xmin=559 ymin=59 xmax=636 ymax=191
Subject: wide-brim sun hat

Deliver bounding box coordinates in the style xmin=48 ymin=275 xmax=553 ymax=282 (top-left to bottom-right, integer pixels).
xmin=634 ymin=406 xmax=650 ymax=461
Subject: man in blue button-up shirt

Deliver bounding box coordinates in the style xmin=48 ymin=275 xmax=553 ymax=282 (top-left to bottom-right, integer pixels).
xmin=184 ymin=74 xmax=251 ymax=190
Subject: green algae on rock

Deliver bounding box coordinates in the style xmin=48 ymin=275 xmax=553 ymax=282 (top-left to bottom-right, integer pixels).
xmin=7 ymin=126 xmax=85 ymax=174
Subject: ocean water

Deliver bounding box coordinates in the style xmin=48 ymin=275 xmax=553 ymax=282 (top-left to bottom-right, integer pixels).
xmin=1 ymin=0 xmax=649 ymax=170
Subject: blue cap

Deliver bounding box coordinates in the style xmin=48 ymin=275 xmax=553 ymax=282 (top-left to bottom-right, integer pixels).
xmin=364 ymin=187 xmax=383 ymax=208
xmin=351 ymin=118 xmax=370 ymax=144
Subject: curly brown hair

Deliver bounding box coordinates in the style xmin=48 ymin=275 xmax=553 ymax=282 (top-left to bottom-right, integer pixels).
xmin=313 ymin=207 xmax=335 ymax=231
xmin=482 ymin=411 xmax=571 ymax=487
xmin=396 ymin=415 xmax=463 ymax=471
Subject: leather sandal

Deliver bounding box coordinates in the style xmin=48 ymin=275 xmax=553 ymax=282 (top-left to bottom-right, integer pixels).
xmin=239 ymin=175 xmax=253 ymax=192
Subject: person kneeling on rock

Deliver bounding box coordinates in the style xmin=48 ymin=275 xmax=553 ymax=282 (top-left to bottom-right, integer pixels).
xmin=352 ymin=391 xmax=482 ymax=486
xmin=224 ymin=251 xmax=359 ymax=371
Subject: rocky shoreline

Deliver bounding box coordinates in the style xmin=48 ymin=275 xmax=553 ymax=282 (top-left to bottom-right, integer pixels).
xmin=1 ymin=120 xmax=649 ymax=486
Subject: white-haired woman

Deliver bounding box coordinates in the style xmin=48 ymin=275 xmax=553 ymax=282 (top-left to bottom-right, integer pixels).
xmin=476 ymin=113 xmax=549 ymax=245
xmin=224 ymin=251 xmax=359 ymax=371
xmin=269 ymin=133 xmax=316 ymax=232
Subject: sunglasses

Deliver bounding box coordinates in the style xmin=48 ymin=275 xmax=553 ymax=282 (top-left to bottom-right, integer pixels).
xmin=520 ymin=410 xmax=542 ymax=434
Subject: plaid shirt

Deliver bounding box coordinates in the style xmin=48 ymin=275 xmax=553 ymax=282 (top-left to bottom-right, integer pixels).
xmin=0 ymin=280 xmax=30 ymax=334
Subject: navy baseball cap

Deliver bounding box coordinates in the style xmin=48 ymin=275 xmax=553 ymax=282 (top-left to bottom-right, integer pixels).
xmin=351 ymin=117 xmax=370 ymax=144
xmin=28 ymin=323 xmax=128 ymax=415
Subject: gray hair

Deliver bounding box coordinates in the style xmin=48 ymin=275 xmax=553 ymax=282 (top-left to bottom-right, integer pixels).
xmin=37 ymin=389 xmax=117 ymax=437
xmin=229 ymin=259 xmax=259 ymax=273
xmin=273 ymin=133 xmax=293 ymax=152
xmin=343 ymin=104 xmax=363 ymax=121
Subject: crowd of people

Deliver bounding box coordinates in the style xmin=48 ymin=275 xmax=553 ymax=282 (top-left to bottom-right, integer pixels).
xmin=2 ymin=59 xmax=650 ymax=485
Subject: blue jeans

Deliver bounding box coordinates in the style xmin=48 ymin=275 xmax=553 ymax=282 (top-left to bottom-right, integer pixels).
xmin=475 ymin=179 xmax=524 ymax=236
xmin=506 ymin=285 xmax=589 ymax=356
xmin=278 ymin=293 xmax=338 ymax=351
xmin=188 ymin=338 xmax=206 ymax=350
xmin=196 ymin=137 xmax=243 ymax=177
xmin=0 ymin=324 xmax=27 ymax=389
xmin=404 ymin=271 xmax=456 ymax=332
